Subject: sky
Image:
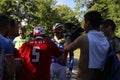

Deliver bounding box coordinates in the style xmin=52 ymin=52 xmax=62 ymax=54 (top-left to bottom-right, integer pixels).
xmin=56 ymin=0 xmax=87 ymax=11
xmin=56 ymin=0 xmax=76 ymax=9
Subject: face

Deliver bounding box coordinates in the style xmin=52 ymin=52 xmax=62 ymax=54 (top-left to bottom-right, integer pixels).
xmin=100 ymin=24 xmax=111 ymax=36
xmin=83 ymin=18 xmax=89 ymax=33
xmin=18 ymin=29 xmax=23 ymax=35
xmin=53 ymin=30 xmax=63 ymax=39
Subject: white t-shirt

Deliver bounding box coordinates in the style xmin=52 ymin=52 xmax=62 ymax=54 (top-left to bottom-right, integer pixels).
xmin=87 ymin=30 xmax=110 ymax=69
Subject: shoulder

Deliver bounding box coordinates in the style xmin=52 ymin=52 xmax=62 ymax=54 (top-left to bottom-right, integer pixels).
xmin=46 ymin=39 xmax=55 ymax=44
xmin=22 ymin=41 xmax=31 ymax=46
xmin=74 ymin=34 xmax=88 ymax=43
xmin=113 ymin=36 xmax=120 ymax=40
xmin=5 ymin=38 xmax=13 ymax=46
xmin=2 ymin=38 xmax=14 ymax=54
xmin=112 ymin=36 xmax=120 ymax=43
xmin=14 ymin=36 xmax=20 ymax=38
xmin=45 ymin=39 xmax=58 ymax=48
xmin=5 ymin=38 xmax=12 ymax=42
xmin=79 ymin=34 xmax=88 ymax=47
xmin=70 ymin=34 xmax=88 ymax=49
xmin=51 ymin=37 xmax=54 ymax=40
xmin=19 ymin=41 xmax=31 ymax=52
xmin=13 ymin=36 xmax=20 ymax=40
xmin=81 ymin=34 xmax=88 ymax=40
xmin=0 ymin=36 xmax=12 ymax=44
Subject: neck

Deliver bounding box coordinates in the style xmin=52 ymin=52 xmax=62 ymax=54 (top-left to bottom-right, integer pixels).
xmin=86 ymin=26 xmax=100 ymax=33
xmin=0 ymin=32 xmax=5 ymax=36
xmin=107 ymin=33 xmax=115 ymax=39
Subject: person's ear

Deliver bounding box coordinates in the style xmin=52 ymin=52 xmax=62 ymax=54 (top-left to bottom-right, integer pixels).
xmin=108 ymin=26 xmax=112 ymax=30
xmin=85 ymin=20 xmax=90 ymax=27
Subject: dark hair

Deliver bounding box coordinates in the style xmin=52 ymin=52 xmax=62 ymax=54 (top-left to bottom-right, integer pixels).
xmin=10 ymin=18 xmax=17 ymax=27
xmin=18 ymin=27 xmax=25 ymax=31
xmin=0 ymin=14 xmax=10 ymax=28
xmin=84 ymin=10 xmax=102 ymax=29
xmin=103 ymin=19 xmax=116 ymax=32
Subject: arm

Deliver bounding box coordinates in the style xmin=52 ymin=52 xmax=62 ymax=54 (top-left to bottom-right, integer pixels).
xmin=50 ymin=40 xmax=63 ymax=58
xmin=15 ymin=43 xmax=28 ymax=80
xmin=113 ymin=37 xmax=120 ymax=62
xmin=4 ymin=54 xmax=16 ymax=80
xmin=116 ymin=53 xmax=120 ymax=61
xmin=68 ymin=51 xmax=74 ymax=72
xmin=64 ymin=35 xmax=84 ymax=53
xmin=64 ymin=35 xmax=87 ymax=77
xmin=4 ymin=39 xmax=19 ymax=80
xmin=67 ymin=51 xmax=74 ymax=77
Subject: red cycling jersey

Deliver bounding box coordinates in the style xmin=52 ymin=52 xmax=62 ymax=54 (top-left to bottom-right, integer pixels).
xmin=18 ymin=37 xmax=63 ymax=80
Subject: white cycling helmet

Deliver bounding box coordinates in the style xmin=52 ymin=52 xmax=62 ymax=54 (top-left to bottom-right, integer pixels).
xmin=52 ymin=23 xmax=65 ymax=31
xmin=33 ymin=26 xmax=45 ymax=36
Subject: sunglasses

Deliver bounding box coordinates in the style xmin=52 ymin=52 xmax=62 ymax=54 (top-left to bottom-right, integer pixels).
xmin=54 ymin=31 xmax=64 ymax=34
xmin=53 ymin=32 xmax=60 ymax=34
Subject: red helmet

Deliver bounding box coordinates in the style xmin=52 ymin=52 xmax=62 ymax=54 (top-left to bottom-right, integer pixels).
xmin=33 ymin=26 xmax=45 ymax=36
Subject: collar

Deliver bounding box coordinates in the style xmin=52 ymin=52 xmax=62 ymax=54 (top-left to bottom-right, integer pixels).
xmin=88 ymin=30 xmax=99 ymax=33
xmin=0 ymin=34 xmax=3 ymax=37
xmin=35 ymin=36 xmax=44 ymax=39
xmin=54 ymin=36 xmax=65 ymax=44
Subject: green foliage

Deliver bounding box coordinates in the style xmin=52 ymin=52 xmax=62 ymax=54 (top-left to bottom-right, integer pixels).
xmin=0 ymin=0 xmax=81 ymax=37
xmin=73 ymin=0 xmax=120 ymax=37
xmin=89 ymin=0 xmax=120 ymax=37
xmin=88 ymin=3 xmax=108 ymax=19
xmin=73 ymin=0 xmax=86 ymax=21
xmin=55 ymin=5 xmax=75 ymax=22
xmin=54 ymin=5 xmax=81 ymax=29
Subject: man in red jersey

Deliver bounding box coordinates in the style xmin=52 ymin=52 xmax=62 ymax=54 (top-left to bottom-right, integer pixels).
xmin=17 ymin=26 xmax=63 ymax=80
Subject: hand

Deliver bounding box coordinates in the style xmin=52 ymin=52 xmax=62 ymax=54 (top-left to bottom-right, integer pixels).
xmin=67 ymin=71 xmax=72 ymax=78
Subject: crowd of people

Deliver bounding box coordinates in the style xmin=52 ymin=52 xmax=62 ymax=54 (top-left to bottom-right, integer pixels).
xmin=0 ymin=10 xmax=120 ymax=80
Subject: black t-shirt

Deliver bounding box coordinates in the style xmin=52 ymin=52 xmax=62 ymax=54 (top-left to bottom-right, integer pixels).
xmin=110 ymin=36 xmax=120 ymax=53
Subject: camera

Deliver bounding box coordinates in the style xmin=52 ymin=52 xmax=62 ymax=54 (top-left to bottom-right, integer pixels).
xmin=63 ymin=23 xmax=84 ymax=42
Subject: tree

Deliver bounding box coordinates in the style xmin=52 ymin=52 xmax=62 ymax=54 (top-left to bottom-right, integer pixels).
xmin=0 ymin=0 xmax=57 ymax=35
xmin=88 ymin=0 xmax=120 ymax=37
xmin=54 ymin=5 xmax=81 ymax=29
xmin=0 ymin=0 xmax=81 ymax=37
xmin=73 ymin=0 xmax=120 ymax=37
xmin=0 ymin=0 xmax=40 ymax=31
xmin=73 ymin=0 xmax=87 ymax=21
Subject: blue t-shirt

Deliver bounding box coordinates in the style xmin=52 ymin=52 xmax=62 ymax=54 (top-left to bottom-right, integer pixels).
xmin=0 ymin=34 xmax=14 ymax=80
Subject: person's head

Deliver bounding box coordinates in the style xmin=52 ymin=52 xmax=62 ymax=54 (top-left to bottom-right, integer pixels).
xmin=33 ymin=26 xmax=46 ymax=38
xmin=83 ymin=10 xmax=102 ymax=33
xmin=28 ymin=31 xmax=33 ymax=37
xmin=18 ymin=27 xmax=24 ymax=35
xmin=8 ymin=18 xmax=18 ymax=40
xmin=0 ymin=13 xmax=10 ymax=36
xmin=52 ymin=23 xmax=65 ymax=39
xmin=101 ymin=19 xmax=116 ymax=37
